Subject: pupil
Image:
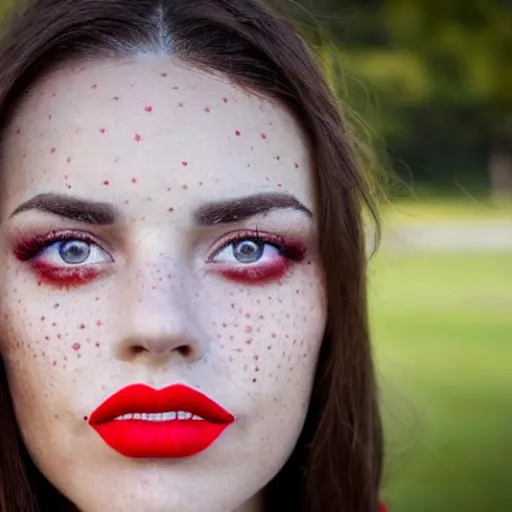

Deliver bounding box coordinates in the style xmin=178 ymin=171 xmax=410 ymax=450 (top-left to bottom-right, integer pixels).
xmin=59 ymin=240 xmax=91 ymax=264
xmin=234 ymin=240 xmax=263 ymax=263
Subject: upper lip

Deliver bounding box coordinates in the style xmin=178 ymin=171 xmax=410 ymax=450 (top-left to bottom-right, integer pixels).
xmin=89 ymin=384 xmax=235 ymax=425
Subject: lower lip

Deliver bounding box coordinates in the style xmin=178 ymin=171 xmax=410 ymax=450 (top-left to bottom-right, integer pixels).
xmin=91 ymin=419 xmax=231 ymax=458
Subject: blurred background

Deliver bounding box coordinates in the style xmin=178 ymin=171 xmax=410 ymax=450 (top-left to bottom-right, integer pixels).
xmin=290 ymin=1 xmax=512 ymax=511
xmin=1 ymin=0 xmax=511 ymax=511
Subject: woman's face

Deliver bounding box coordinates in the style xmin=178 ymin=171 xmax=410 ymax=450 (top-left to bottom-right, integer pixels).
xmin=0 ymin=57 xmax=326 ymax=512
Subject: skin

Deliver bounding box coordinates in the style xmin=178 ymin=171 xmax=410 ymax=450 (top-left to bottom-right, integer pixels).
xmin=0 ymin=57 xmax=326 ymax=512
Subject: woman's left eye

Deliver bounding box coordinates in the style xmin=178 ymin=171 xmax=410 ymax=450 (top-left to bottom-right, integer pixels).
xmin=39 ymin=239 xmax=112 ymax=266
xmin=211 ymin=238 xmax=281 ymax=265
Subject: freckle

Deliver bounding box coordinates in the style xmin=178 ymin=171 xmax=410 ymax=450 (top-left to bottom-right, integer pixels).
xmin=161 ymin=72 xmax=168 ymax=77
xmin=96 ymin=320 xmax=103 ymax=326
xmin=48 ymin=114 xmax=52 ymax=120
xmin=223 ymin=97 xmax=228 ymax=103
xmin=134 ymin=133 xmax=143 ymax=142
xmin=255 ymin=366 xmax=260 ymax=372
xmin=103 ymin=180 xmax=109 ymax=186
xmin=95 ymin=297 xmax=100 ymax=301
xmin=114 ymin=157 xmax=120 ymax=163
xmin=231 ymin=303 xmax=235 ymax=309
xmin=95 ymin=342 xmax=100 ymax=347
xmin=79 ymin=323 xmax=86 ymax=329
xmin=168 ymin=207 xmax=174 ymax=212
xmin=113 ymin=96 xmax=120 ymax=101
xmin=72 ymin=343 xmax=81 ymax=351
xmin=277 ymin=183 xmax=282 ymax=188
xmin=16 ymin=128 xmax=21 ymax=135
xmin=100 ymin=128 xmax=107 ymax=134
xmin=294 ymin=162 xmax=300 ymax=169
xmin=271 ymin=333 xmax=277 ymax=339
xmin=252 ymin=378 xmax=257 ymax=383
xmin=145 ymin=105 xmax=153 ymax=113
xmin=235 ymin=130 xmax=241 ymax=136
xmin=50 ymin=147 xmax=56 ymax=154
xmin=204 ymin=106 xmax=210 ymax=113
xmin=57 ymin=334 xmax=61 ymax=339
xmin=40 ymin=315 xmax=45 ymax=321
xmin=222 ymin=322 xmax=227 ymax=328
xmin=45 ymin=336 xmax=50 ymax=341
xmin=52 ymin=361 xmax=57 ymax=366
xmin=91 ymin=84 xmax=98 ymax=89
xmin=178 ymin=102 xmax=184 ymax=108
xmin=253 ymin=355 xmax=259 ymax=361
xmin=265 ymin=177 xmax=270 ymax=181
xmin=245 ymin=339 xmax=252 ymax=345
xmin=182 ymin=161 xmax=188 ymax=167
xmin=52 ymin=322 xmax=57 ymax=327
xmin=267 ymin=345 xmax=272 ymax=350
xmin=199 ymin=181 xmax=203 ymax=186
xmin=261 ymin=133 xmax=267 ymax=140
xmin=83 ymin=416 xmax=89 ymax=421
xmin=131 ymin=178 xmax=137 ymax=183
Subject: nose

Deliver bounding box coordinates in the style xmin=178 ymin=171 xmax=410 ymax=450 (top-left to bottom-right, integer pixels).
xmin=115 ymin=261 xmax=206 ymax=364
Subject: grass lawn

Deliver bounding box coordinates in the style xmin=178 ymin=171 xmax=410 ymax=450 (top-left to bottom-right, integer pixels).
xmin=369 ymin=250 xmax=512 ymax=512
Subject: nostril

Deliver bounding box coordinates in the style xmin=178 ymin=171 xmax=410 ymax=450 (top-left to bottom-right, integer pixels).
xmin=177 ymin=345 xmax=192 ymax=358
xmin=130 ymin=345 xmax=147 ymax=356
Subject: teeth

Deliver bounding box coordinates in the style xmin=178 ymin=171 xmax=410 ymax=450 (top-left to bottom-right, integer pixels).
xmin=114 ymin=411 xmax=204 ymax=421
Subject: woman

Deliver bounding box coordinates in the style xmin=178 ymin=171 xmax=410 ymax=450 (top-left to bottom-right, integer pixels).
xmin=0 ymin=0 xmax=385 ymax=511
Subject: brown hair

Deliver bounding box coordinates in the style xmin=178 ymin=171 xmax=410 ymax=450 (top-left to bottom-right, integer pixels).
xmin=0 ymin=1 xmax=383 ymax=511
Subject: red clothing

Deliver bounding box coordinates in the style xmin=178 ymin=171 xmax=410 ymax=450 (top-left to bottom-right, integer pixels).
xmin=378 ymin=502 xmax=389 ymax=512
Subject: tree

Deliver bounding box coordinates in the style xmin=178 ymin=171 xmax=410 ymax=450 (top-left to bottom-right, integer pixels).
xmin=300 ymin=0 xmax=512 ymax=198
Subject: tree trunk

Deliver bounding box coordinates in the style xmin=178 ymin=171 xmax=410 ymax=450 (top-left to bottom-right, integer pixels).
xmin=489 ymin=142 xmax=512 ymax=201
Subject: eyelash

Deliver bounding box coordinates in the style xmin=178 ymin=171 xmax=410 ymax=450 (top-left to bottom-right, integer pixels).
xmin=12 ymin=228 xmax=306 ymax=285
xmin=13 ymin=230 xmax=105 ymax=261
xmin=206 ymin=228 xmax=305 ymax=263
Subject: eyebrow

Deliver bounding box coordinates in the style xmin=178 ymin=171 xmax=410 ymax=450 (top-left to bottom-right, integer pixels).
xmin=9 ymin=193 xmax=117 ymax=225
xmin=8 ymin=191 xmax=313 ymax=226
xmin=195 ymin=193 xmax=313 ymax=225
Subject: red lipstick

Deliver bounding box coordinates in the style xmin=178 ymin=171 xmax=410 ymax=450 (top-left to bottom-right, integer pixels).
xmin=89 ymin=384 xmax=235 ymax=458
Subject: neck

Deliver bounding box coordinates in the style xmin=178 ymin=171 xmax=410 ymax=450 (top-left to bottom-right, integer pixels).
xmin=233 ymin=491 xmax=264 ymax=512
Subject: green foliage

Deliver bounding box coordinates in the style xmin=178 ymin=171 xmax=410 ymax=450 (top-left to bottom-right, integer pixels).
xmin=301 ymin=0 xmax=512 ymax=194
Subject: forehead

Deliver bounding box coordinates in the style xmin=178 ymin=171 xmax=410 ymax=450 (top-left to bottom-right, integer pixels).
xmin=2 ymin=57 xmax=314 ymax=216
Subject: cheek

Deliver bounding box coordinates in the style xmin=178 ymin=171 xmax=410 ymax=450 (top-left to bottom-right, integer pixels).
xmin=0 ymin=277 xmax=108 ymax=373
xmin=204 ymin=273 xmax=326 ymax=388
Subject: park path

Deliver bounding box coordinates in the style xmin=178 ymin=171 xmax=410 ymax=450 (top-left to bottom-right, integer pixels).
xmin=380 ymin=220 xmax=512 ymax=252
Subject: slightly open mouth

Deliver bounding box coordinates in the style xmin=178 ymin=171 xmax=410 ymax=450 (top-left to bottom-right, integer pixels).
xmin=89 ymin=384 xmax=235 ymax=458
xmin=113 ymin=411 xmax=205 ymax=421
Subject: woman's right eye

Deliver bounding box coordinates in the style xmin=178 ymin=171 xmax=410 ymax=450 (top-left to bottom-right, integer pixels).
xmin=35 ymin=239 xmax=113 ymax=267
